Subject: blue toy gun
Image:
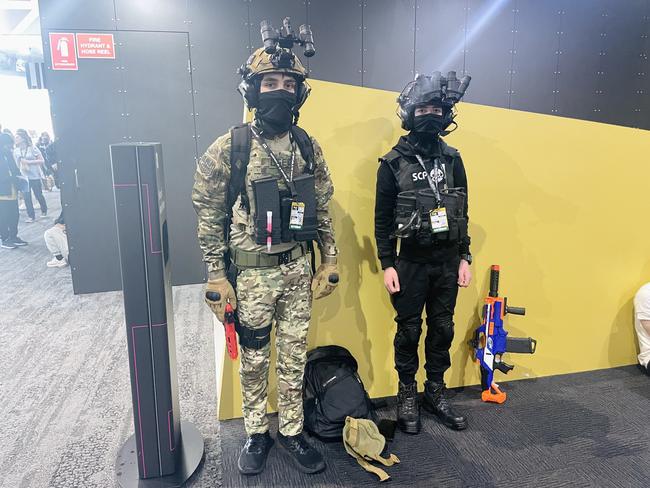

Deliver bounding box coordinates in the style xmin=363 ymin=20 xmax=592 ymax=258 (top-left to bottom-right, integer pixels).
xmin=470 ymin=265 xmax=537 ymax=403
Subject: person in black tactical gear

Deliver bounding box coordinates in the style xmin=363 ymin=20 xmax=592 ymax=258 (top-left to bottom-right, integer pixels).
xmin=375 ymin=71 xmax=472 ymax=434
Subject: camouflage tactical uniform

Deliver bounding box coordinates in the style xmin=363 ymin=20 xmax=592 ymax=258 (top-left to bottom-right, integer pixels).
xmin=192 ymin=124 xmax=336 ymax=436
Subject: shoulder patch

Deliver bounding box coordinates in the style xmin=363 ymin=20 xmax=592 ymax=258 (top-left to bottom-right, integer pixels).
xmin=197 ymin=153 xmax=217 ymax=177
xmin=197 ymin=133 xmax=230 ymax=177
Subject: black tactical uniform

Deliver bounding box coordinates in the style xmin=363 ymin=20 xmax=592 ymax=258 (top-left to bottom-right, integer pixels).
xmin=375 ymin=72 xmax=472 ymax=434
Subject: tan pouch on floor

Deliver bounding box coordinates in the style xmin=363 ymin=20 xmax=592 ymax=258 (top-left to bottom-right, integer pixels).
xmin=342 ymin=416 xmax=400 ymax=482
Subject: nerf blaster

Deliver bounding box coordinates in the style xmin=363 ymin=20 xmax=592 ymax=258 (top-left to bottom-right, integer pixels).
xmin=206 ymin=291 xmax=238 ymax=360
xmin=469 ymin=265 xmax=537 ymax=404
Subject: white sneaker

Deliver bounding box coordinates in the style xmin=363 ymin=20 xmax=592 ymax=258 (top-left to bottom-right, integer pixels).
xmin=25 ymin=217 xmax=36 ymax=223
xmin=47 ymin=258 xmax=68 ymax=268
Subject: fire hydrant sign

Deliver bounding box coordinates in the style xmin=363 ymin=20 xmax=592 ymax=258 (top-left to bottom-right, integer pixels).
xmin=76 ymin=33 xmax=115 ymax=59
xmin=49 ymin=33 xmax=78 ymax=70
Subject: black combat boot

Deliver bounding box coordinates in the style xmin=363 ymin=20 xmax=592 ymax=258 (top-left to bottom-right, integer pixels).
xmin=422 ymin=380 xmax=467 ymax=430
xmin=396 ymin=381 xmax=421 ymax=434
xmin=237 ymin=431 xmax=274 ymax=475
xmin=278 ymin=431 xmax=326 ymax=474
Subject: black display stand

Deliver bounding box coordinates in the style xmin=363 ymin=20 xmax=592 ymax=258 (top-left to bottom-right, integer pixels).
xmin=111 ymin=143 xmax=204 ymax=487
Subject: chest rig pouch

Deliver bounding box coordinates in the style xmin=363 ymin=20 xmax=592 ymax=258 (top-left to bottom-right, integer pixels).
xmin=394 ymin=187 xmax=467 ymax=245
xmin=249 ymin=127 xmax=318 ymax=246
xmin=391 ymin=151 xmax=467 ymax=245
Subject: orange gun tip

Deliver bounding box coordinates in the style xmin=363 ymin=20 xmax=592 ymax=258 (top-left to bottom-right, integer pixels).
xmin=491 ymin=264 xmax=500 ymax=271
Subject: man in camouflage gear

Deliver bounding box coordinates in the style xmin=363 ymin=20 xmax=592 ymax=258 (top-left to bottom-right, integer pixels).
xmin=192 ymin=45 xmax=337 ymax=476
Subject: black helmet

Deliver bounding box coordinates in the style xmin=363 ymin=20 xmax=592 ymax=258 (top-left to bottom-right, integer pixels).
xmin=397 ymin=71 xmax=471 ymax=131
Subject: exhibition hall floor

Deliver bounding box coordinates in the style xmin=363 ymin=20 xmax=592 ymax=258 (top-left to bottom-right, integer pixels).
xmin=1 ymin=193 xmax=649 ymax=487
xmin=0 ymin=193 xmax=221 ymax=488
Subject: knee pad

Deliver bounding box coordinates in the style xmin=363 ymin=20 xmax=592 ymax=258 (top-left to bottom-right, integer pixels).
xmin=396 ymin=324 xmax=422 ymax=345
xmin=237 ymin=323 xmax=272 ymax=349
xmin=430 ymin=317 xmax=454 ymax=343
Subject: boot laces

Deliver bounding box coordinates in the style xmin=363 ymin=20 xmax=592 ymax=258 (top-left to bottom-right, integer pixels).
xmin=286 ymin=433 xmax=310 ymax=455
xmin=246 ymin=433 xmax=267 ymax=454
xmin=399 ymin=384 xmax=417 ymax=413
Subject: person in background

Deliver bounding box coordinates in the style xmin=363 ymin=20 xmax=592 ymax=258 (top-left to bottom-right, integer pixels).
xmin=0 ymin=133 xmax=27 ymax=248
xmin=14 ymin=129 xmax=47 ymax=222
xmin=37 ymin=132 xmax=58 ymax=190
xmin=44 ymin=212 xmax=68 ymax=267
xmin=2 ymin=128 xmax=14 ymax=143
xmin=634 ymin=283 xmax=650 ymax=376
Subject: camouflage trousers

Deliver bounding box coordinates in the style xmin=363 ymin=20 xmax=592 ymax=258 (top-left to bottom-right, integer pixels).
xmin=237 ymin=254 xmax=312 ymax=436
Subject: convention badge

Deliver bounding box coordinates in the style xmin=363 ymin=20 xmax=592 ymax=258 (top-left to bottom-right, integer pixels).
xmin=290 ymin=201 xmax=305 ymax=230
xmin=430 ymin=207 xmax=449 ymax=233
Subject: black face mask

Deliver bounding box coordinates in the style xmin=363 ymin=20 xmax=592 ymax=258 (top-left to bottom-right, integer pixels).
xmin=413 ymin=113 xmax=446 ymax=135
xmin=256 ymin=90 xmax=296 ymax=136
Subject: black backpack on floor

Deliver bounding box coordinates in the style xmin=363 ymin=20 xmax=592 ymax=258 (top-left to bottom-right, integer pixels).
xmin=303 ymin=345 xmax=375 ymax=441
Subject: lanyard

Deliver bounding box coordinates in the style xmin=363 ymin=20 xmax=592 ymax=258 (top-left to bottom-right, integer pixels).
xmin=250 ymin=126 xmax=297 ymax=195
xmin=415 ymin=154 xmax=443 ymax=205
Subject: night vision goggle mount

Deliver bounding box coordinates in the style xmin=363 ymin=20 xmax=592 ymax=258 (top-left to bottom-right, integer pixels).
xmin=260 ymin=17 xmax=316 ymax=65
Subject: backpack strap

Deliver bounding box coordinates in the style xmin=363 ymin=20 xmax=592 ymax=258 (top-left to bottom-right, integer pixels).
xmin=290 ymin=125 xmax=316 ymax=174
xmin=228 ymin=124 xmax=252 ymax=213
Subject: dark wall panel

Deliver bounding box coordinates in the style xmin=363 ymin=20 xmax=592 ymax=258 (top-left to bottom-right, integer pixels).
xmin=463 ymin=0 xmax=514 ymax=108
xmin=596 ymin=0 xmax=648 ymax=127
xmin=307 ymin=0 xmax=362 ymax=86
xmin=120 ymin=31 xmax=202 ymax=287
xmin=40 ymin=0 xmax=116 ymax=31
xmin=364 ymin=0 xmax=415 ymax=91
xmin=510 ymin=0 xmax=562 ymax=114
xmin=636 ymin=11 xmax=650 ymax=129
xmin=415 ymin=0 xmax=467 ymax=78
xmin=187 ymin=0 xmax=250 ymax=155
xmin=114 ymin=0 xmax=189 ymax=32
xmin=363 ymin=0 xmax=416 ymax=91
xmin=556 ymin=1 xmax=601 ymax=122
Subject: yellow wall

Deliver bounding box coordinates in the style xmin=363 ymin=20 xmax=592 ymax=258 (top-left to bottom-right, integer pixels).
xmin=218 ymin=79 xmax=650 ymax=420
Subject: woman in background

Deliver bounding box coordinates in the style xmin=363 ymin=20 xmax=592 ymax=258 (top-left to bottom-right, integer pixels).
xmin=14 ymin=129 xmax=47 ymax=222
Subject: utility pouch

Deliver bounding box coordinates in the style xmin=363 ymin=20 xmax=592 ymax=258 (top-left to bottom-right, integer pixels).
xmin=394 ymin=191 xmax=419 ymax=238
xmin=433 ymin=188 xmax=467 ymax=242
xmin=292 ymin=173 xmax=318 ymax=242
xmin=252 ymin=176 xmax=282 ymax=246
xmin=280 ymin=191 xmax=293 ymax=242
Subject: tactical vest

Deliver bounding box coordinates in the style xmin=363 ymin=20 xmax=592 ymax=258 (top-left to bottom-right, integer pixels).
xmin=381 ymin=145 xmax=468 ymax=246
xmin=228 ymin=124 xmax=318 ymax=245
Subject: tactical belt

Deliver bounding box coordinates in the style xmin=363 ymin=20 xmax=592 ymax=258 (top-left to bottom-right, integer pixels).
xmin=230 ymin=243 xmax=307 ymax=268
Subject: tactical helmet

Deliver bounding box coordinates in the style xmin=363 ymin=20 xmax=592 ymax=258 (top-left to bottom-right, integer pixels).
xmin=238 ymin=47 xmax=311 ymax=111
xmin=397 ymin=71 xmax=471 ymax=132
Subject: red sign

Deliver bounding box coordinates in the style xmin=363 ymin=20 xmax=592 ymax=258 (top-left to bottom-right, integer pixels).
xmin=76 ymin=33 xmax=116 ymax=59
xmin=49 ymin=33 xmax=78 ymax=70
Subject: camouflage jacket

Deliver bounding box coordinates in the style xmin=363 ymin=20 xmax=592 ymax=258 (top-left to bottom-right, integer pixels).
xmin=192 ymin=125 xmax=337 ymax=279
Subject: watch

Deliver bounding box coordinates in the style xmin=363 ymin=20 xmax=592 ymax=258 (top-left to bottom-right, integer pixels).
xmin=460 ymin=253 xmax=472 ymax=265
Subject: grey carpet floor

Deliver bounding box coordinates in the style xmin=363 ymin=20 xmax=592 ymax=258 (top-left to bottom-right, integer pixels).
xmin=0 ymin=191 xmax=222 ymax=488
xmin=219 ymin=367 xmax=650 ymax=488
